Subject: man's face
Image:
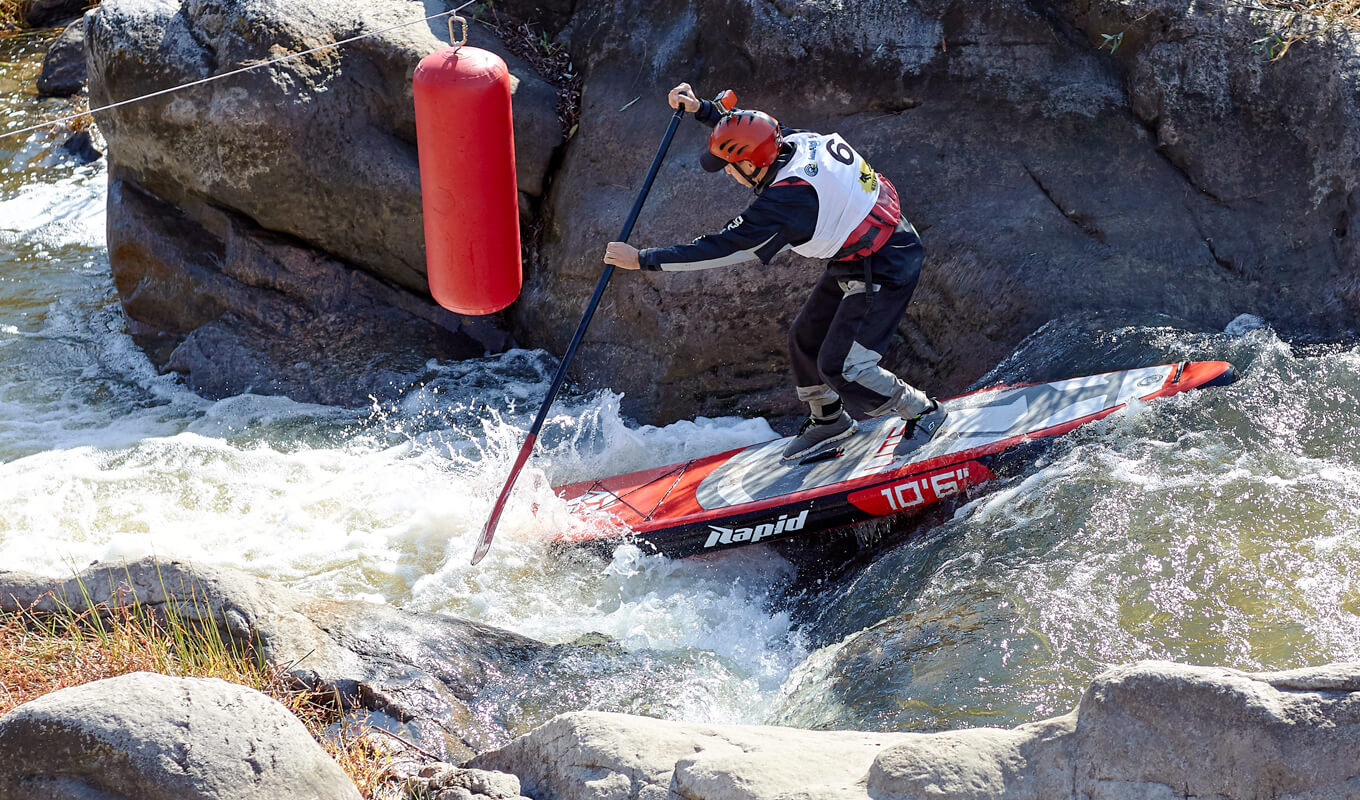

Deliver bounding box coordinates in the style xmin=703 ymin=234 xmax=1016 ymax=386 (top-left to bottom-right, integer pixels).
xmin=724 ymin=161 xmax=759 ymax=187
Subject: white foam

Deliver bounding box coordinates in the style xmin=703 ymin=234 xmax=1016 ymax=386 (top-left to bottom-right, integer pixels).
xmin=0 ymin=352 xmax=807 ymax=722
xmin=1224 ymin=313 xmax=1268 ymax=337
xmin=0 ymin=163 xmax=107 ymax=249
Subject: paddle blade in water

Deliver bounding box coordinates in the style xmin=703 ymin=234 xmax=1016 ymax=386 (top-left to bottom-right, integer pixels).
xmin=471 ymin=432 xmax=537 ymax=565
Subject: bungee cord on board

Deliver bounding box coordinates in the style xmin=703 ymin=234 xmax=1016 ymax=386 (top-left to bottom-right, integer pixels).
xmin=0 ymin=0 xmax=480 ymax=142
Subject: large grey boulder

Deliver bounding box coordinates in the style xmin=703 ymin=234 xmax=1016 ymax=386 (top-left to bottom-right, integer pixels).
xmin=85 ymin=0 xmax=561 ymax=404
xmin=0 ymin=672 xmax=361 ymax=800
xmin=470 ymin=710 xmax=921 ymax=800
xmin=472 ymin=661 xmax=1360 ymax=799
xmin=106 ymin=178 xmax=499 ymax=404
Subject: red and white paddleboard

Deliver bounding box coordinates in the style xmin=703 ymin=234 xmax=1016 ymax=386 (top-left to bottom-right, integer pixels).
xmin=553 ymin=361 xmax=1236 ymax=558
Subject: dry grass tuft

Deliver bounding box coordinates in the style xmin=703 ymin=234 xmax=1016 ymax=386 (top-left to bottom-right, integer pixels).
xmin=1258 ymin=0 xmax=1360 ymax=25
xmin=0 ymin=583 xmax=396 ymax=798
xmin=472 ymin=4 xmax=582 ymax=142
xmin=1250 ymin=0 xmax=1360 ymax=59
xmin=0 ymin=1 xmax=31 ymax=32
xmin=1 ymin=0 xmax=104 ymax=32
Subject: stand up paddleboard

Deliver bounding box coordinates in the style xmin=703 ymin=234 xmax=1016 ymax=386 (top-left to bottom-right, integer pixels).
xmin=553 ymin=361 xmax=1236 ymax=558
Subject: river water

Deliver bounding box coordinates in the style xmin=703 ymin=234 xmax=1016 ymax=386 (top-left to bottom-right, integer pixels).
xmin=3 ymin=34 xmax=1359 ymax=737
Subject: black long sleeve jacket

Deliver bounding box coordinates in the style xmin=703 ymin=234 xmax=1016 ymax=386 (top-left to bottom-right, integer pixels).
xmin=638 ymin=100 xmax=920 ymax=286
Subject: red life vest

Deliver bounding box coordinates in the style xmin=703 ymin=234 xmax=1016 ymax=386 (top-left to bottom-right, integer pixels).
xmin=832 ymin=175 xmax=901 ymax=261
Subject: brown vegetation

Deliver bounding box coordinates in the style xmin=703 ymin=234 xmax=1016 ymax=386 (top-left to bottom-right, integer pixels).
xmin=0 ymin=591 xmax=396 ymax=798
xmin=1250 ymin=0 xmax=1360 ymax=59
xmin=0 ymin=1 xmax=32 ymax=31
xmin=475 ymin=5 xmax=581 ymax=141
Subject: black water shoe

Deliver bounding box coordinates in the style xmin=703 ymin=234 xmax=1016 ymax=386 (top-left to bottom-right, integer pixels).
xmin=782 ymin=410 xmax=858 ymax=461
xmin=903 ymin=398 xmax=948 ymax=439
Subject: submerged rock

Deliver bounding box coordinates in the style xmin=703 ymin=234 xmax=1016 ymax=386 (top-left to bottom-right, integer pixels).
xmin=106 ymin=178 xmax=497 ymax=404
xmin=61 ymin=128 xmax=101 ymax=164
xmin=472 ymin=661 xmax=1360 ymax=800
xmin=0 ymin=672 xmax=362 ymax=800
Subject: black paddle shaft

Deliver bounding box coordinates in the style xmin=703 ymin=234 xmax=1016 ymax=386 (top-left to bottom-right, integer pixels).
xmin=528 ymin=107 xmax=685 ymax=440
xmin=471 ymin=106 xmax=686 ymax=565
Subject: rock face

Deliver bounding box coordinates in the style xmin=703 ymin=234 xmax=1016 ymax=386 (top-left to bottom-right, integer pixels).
xmin=85 ymin=0 xmax=560 ymax=405
xmin=471 ymin=661 xmax=1360 ymax=800
xmin=0 ymin=672 xmax=361 ymax=800
xmin=86 ymin=0 xmax=1360 ymax=421
xmin=524 ymin=0 xmax=1360 ymax=421
xmin=471 ymin=711 xmax=922 ymax=800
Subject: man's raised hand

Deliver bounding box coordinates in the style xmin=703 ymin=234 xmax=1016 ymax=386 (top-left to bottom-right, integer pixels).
xmin=668 ymin=83 xmax=701 ymax=113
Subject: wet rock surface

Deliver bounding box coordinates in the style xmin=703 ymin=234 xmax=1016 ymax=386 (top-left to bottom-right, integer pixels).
xmin=0 ymin=557 xmax=728 ymax=764
xmin=471 ymin=661 xmax=1360 ymax=800
xmin=106 ymin=178 xmax=500 ymax=404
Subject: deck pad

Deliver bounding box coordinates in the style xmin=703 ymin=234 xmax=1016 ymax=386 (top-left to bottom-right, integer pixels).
xmin=553 ymin=361 xmax=1235 ymax=558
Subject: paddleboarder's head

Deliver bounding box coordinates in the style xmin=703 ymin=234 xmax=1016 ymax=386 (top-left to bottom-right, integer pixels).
xmin=701 ymin=108 xmax=781 ymax=187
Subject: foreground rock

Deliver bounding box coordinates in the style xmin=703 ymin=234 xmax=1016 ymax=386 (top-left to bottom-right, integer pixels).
xmin=473 ymin=661 xmax=1360 ymax=799
xmin=406 ymin=765 xmax=531 ymax=800
xmin=0 ymin=557 xmax=718 ymax=764
xmin=0 ymin=672 xmax=361 ymax=800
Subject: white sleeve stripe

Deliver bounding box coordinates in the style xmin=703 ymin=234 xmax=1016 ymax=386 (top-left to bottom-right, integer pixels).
xmin=657 ymin=233 xmax=780 ymax=272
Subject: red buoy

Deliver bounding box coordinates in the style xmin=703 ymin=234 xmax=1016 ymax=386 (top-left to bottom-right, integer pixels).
xmin=413 ymin=44 xmax=521 ymax=315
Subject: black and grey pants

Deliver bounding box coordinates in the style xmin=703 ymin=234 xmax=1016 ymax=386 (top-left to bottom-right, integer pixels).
xmin=788 ymin=235 xmax=930 ymax=420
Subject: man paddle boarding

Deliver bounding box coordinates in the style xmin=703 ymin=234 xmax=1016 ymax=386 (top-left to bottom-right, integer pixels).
xmin=604 ymin=83 xmax=945 ymax=461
